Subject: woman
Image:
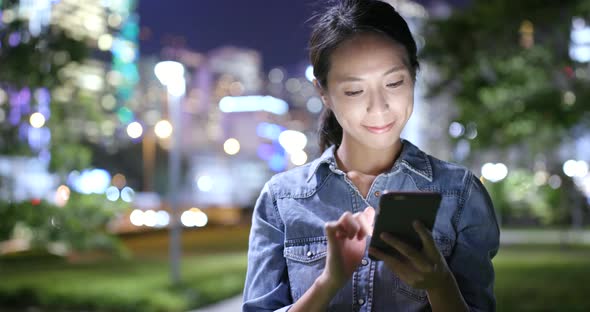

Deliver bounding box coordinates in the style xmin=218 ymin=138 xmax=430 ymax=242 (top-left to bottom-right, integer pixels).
xmin=243 ymin=0 xmax=500 ymax=311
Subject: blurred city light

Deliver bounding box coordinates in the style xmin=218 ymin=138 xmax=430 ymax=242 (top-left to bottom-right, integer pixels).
xmin=306 ymin=97 xmax=323 ymax=114
xmin=130 ymin=209 xmax=144 ymax=226
xmin=105 ymin=186 xmax=120 ymax=201
xmin=156 ymin=210 xmax=170 ymax=228
xmin=126 ymin=121 xmax=143 ymax=139
xmin=269 ymin=153 xmax=286 ymax=172
xmin=223 ymin=138 xmax=240 ymax=155
xmin=154 ymin=119 xmax=173 ymax=139
xmin=278 ymin=130 xmax=307 ymax=153
xmin=305 ymin=65 xmax=315 ymax=82
xmin=98 ymin=34 xmax=113 ymax=51
xmin=257 ymin=143 xmax=274 ymax=160
xmin=285 ymin=78 xmax=302 ymax=93
xmin=29 ymin=112 xmax=46 ymax=128
xmin=120 ymin=186 xmax=135 ymax=202
xmin=290 ymin=150 xmax=308 ymax=166
xmin=449 ymin=121 xmax=465 ymax=138
xmin=181 ymin=208 xmax=208 ymax=227
xmin=570 ymin=17 xmax=590 ymax=62
xmin=219 ymin=95 xmax=289 ymax=115
xmin=548 ymin=175 xmax=562 ymax=189
xmin=256 ymin=122 xmax=284 ymax=140
xmin=563 ymin=159 xmax=589 ymax=178
xmin=269 ymin=67 xmax=285 ymax=83
xmin=143 ymin=210 xmax=157 ymax=227
xmin=154 ymin=61 xmax=186 ymax=97
xmin=196 ymin=175 xmax=213 ymax=192
xmin=71 ymin=169 xmax=111 ymax=194
xmin=55 ymin=185 xmax=71 ymax=207
xmin=481 ymin=162 xmax=508 ymax=183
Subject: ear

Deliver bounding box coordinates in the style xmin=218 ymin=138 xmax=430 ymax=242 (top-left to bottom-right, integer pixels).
xmin=313 ymin=79 xmax=331 ymax=109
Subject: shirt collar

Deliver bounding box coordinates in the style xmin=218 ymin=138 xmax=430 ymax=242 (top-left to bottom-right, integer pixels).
xmin=306 ymin=139 xmax=433 ymax=182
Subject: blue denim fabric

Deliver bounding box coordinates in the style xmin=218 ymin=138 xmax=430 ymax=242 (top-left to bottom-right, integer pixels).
xmin=243 ymin=139 xmax=500 ymax=312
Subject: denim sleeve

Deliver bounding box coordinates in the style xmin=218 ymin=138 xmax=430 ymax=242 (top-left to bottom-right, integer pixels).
xmin=242 ymin=181 xmax=293 ymax=312
xmin=448 ymin=173 xmax=500 ymax=312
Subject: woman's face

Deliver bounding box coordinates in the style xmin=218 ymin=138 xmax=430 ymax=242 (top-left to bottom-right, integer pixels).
xmin=318 ymin=32 xmax=415 ymax=151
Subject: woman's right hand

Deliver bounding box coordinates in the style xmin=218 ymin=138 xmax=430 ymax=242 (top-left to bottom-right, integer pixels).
xmin=320 ymin=206 xmax=375 ymax=292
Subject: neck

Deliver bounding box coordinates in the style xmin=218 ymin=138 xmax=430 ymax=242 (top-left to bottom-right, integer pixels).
xmin=335 ymin=136 xmax=403 ymax=176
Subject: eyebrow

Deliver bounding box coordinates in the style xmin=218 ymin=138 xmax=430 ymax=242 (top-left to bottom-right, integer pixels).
xmin=336 ymin=65 xmax=406 ymax=82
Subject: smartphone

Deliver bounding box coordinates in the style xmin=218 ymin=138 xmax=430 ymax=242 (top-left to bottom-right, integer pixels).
xmin=369 ymin=191 xmax=442 ymax=261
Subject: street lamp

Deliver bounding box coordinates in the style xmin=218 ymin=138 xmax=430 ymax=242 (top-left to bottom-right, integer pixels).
xmin=154 ymin=61 xmax=186 ymax=285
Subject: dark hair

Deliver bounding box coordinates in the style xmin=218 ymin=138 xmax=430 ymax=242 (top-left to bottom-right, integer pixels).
xmin=309 ymin=0 xmax=420 ymax=152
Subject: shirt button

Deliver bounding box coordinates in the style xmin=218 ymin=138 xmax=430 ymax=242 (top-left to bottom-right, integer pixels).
xmin=306 ymin=251 xmax=314 ymax=258
xmin=361 ymin=258 xmax=369 ymax=266
xmin=358 ymin=298 xmax=365 ymax=305
xmin=374 ymin=191 xmax=381 ymax=197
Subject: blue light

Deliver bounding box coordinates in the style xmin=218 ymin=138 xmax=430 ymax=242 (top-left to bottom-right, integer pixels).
xmin=268 ymin=153 xmax=286 ymax=172
xmin=305 ymin=65 xmax=315 ymax=82
xmin=72 ymin=169 xmax=111 ymax=194
xmin=219 ymin=95 xmax=289 ymax=115
xmin=256 ymin=122 xmax=284 ymax=140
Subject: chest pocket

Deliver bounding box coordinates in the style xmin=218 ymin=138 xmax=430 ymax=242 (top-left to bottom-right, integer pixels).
xmin=395 ymin=234 xmax=454 ymax=302
xmin=283 ymin=237 xmax=328 ymax=299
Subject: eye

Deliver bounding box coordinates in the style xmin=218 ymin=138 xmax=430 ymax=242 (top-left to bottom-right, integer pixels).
xmin=344 ymin=90 xmax=363 ymax=96
xmin=386 ymin=80 xmax=404 ymax=88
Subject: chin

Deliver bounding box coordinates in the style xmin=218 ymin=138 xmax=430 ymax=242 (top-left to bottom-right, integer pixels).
xmin=359 ymin=134 xmax=400 ymax=151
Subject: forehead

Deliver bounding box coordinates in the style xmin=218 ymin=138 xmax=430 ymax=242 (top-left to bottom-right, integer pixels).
xmin=328 ymin=32 xmax=409 ymax=78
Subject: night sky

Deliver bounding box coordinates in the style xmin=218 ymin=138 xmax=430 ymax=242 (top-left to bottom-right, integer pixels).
xmin=138 ymin=0 xmax=468 ymax=71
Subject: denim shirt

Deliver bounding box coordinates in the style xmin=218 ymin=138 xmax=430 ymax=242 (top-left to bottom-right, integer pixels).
xmin=243 ymin=139 xmax=500 ymax=312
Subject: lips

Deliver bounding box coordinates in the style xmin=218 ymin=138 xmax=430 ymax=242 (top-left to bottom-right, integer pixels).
xmin=364 ymin=122 xmax=395 ymax=134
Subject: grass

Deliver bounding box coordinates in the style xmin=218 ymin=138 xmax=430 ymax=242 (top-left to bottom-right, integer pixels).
xmin=1 ymin=244 xmax=590 ymax=311
xmin=0 ymin=251 xmax=248 ymax=312
xmin=494 ymin=244 xmax=590 ymax=312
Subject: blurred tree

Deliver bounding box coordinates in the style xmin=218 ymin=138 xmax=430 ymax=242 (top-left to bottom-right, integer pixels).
xmin=422 ymin=0 xmax=590 ymax=225
xmin=423 ymin=0 xmax=590 ymax=153
xmin=0 ymin=1 xmax=131 ymax=255
xmin=0 ymin=3 xmax=98 ymax=173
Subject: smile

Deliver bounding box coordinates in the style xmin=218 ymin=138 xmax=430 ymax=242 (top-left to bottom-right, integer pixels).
xmin=364 ymin=122 xmax=395 ymax=134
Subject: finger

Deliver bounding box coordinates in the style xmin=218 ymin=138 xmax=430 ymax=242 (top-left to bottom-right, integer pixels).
xmin=353 ymin=207 xmax=374 ymax=239
xmin=362 ymin=206 xmax=375 ymax=235
xmin=412 ymin=221 xmax=439 ymax=259
xmin=337 ymin=212 xmax=361 ymax=239
xmin=369 ymin=247 xmax=413 ymax=281
xmin=380 ymin=233 xmax=432 ymax=272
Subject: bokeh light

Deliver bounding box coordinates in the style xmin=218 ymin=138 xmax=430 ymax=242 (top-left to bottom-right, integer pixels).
xmin=126 ymin=121 xmax=143 ymax=139
xmin=154 ymin=119 xmax=173 ymax=139
xmin=223 ymin=138 xmax=240 ymax=155
xmin=30 ymin=112 xmax=46 ymax=128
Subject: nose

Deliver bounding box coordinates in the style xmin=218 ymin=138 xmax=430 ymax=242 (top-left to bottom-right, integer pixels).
xmin=366 ymin=88 xmax=390 ymax=114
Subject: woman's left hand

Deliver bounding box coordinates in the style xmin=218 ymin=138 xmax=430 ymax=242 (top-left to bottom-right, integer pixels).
xmin=368 ymin=220 xmax=453 ymax=291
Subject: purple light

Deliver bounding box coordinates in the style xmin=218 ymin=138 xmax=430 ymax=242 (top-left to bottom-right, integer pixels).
xmin=18 ymin=124 xmax=29 ymax=141
xmin=39 ymin=148 xmax=51 ymax=164
xmin=35 ymin=88 xmax=51 ymax=106
xmin=8 ymin=32 xmax=21 ymax=47
xmin=28 ymin=127 xmax=51 ymax=151
xmin=257 ymin=144 xmax=274 ymax=161
xmin=35 ymin=88 xmax=51 ymax=119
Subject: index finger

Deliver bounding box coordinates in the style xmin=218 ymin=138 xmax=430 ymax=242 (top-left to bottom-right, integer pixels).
xmin=412 ymin=220 xmax=439 ymax=259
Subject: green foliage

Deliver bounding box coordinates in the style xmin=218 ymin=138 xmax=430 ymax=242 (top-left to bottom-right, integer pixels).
xmin=487 ymin=170 xmax=566 ymax=225
xmin=423 ymin=0 xmax=590 ymax=151
xmin=0 ymin=192 xmax=129 ymax=255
